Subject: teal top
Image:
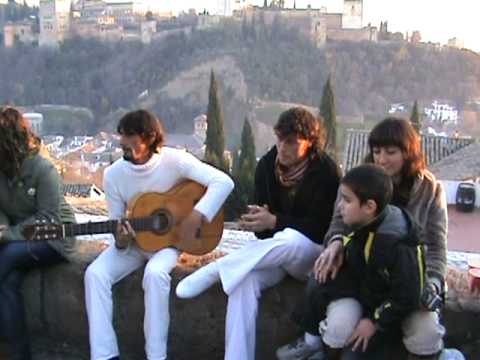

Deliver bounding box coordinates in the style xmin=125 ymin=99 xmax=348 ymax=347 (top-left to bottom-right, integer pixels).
xmin=0 ymin=152 xmax=76 ymax=259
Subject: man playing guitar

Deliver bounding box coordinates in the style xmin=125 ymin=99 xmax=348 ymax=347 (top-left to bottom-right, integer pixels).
xmin=84 ymin=109 xmax=233 ymax=360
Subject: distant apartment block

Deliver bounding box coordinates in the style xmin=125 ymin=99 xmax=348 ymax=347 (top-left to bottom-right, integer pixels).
xmin=425 ymin=100 xmax=459 ymax=125
xmin=388 ymin=100 xmax=459 ymax=126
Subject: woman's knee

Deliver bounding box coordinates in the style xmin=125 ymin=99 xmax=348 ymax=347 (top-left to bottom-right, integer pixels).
xmin=320 ymin=298 xmax=363 ymax=348
xmin=402 ymin=311 xmax=445 ymax=355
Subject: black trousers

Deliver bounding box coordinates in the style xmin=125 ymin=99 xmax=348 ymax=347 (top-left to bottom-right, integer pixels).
xmin=0 ymin=241 xmax=63 ymax=360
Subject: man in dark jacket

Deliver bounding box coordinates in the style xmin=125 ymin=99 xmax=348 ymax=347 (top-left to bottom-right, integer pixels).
xmin=176 ymin=107 xmax=340 ymax=360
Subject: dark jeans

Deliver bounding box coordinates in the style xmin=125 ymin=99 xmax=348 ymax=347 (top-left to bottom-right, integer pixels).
xmin=0 ymin=241 xmax=63 ymax=360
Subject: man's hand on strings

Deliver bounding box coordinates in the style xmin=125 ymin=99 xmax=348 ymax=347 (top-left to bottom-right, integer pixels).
xmin=114 ymin=220 xmax=136 ymax=249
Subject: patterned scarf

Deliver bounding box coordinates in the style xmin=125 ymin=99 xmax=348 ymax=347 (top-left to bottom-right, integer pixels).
xmin=275 ymin=155 xmax=310 ymax=188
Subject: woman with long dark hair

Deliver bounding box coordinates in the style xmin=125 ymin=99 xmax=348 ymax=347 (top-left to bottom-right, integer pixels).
xmin=0 ymin=107 xmax=76 ymax=360
xmin=278 ymin=118 xmax=463 ymax=360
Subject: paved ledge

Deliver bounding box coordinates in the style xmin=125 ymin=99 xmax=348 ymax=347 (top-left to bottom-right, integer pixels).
xmin=21 ymin=236 xmax=480 ymax=360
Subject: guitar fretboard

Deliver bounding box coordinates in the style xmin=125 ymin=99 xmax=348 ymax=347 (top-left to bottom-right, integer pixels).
xmin=63 ymin=215 xmax=169 ymax=237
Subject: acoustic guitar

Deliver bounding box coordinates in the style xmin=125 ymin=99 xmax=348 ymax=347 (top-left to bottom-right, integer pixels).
xmin=23 ymin=180 xmax=224 ymax=255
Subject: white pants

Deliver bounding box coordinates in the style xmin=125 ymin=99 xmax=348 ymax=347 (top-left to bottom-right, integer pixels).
xmin=84 ymin=244 xmax=180 ymax=360
xmin=320 ymin=298 xmax=445 ymax=355
xmin=218 ymin=228 xmax=322 ymax=360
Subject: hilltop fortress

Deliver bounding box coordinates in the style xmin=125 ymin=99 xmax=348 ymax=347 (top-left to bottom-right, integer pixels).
xmin=1 ymin=0 xmax=436 ymax=49
xmin=239 ymin=0 xmax=378 ymax=47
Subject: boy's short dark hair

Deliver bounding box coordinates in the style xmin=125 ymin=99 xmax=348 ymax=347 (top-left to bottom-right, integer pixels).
xmin=274 ymin=107 xmax=325 ymax=154
xmin=342 ymin=164 xmax=393 ymax=215
xmin=117 ymin=109 xmax=165 ymax=153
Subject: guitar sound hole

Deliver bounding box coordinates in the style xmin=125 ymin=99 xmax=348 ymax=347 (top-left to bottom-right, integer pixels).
xmin=151 ymin=210 xmax=172 ymax=235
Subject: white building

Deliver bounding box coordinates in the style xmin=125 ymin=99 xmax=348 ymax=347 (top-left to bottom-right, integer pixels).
xmin=24 ymin=113 xmax=44 ymax=135
xmin=424 ymin=100 xmax=459 ymax=125
xmin=342 ymin=0 xmax=363 ymax=29
xmin=388 ymin=103 xmax=407 ymax=114
xmin=140 ymin=19 xmax=156 ymax=43
xmin=105 ymin=0 xmax=144 ymax=26
xmin=3 ymin=21 xmax=36 ymax=47
xmin=448 ymin=37 xmax=464 ymax=49
xmin=39 ymin=0 xmax=72 ymax=48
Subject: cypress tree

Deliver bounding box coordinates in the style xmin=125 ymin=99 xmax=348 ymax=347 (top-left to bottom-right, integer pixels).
xmin=237 ymin=118 xmax=256 ymax=203
xmin=320 ymin=76 xmax=338 ymax=162
xmin=410 ymin=100 xmax=422 ymax=134
xmin=205 ymin=70 xmax=228 ymax=171
xmin=238 ymin=118 xmax=256 ymax=178
xmin=230 ymin=118 xmax=257 ymax=217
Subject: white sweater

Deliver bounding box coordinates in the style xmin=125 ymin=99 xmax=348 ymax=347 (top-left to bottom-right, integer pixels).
xmin=103 ymin=147 xmax=234 ymax=222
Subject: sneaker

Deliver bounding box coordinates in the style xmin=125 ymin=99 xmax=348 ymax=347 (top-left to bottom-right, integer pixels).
xmin=276 ymin=337 xmax=321 ymax=360
xmin=438 ymin=348 xmax=465 ymax=360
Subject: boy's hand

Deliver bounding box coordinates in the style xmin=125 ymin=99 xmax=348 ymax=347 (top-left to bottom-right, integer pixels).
xmin=347 ymin=318 xmax=377 ymax=352
xmin=239 ymin=204 xmax=276 ymax=232
xmin=314 ymin=240 xmax=344 ymax=283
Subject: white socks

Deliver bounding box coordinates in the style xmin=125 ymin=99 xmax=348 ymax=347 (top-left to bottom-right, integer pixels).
xmin=176 ymin=261 xmax=221 ymax=298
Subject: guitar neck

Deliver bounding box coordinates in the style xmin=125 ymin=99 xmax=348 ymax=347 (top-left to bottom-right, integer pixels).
xmin=63 ymin=216 xmax=161 ymax=237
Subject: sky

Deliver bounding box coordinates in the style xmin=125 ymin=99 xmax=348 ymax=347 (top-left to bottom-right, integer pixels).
xmin=8 ymin=0 xmax=480 ymax=52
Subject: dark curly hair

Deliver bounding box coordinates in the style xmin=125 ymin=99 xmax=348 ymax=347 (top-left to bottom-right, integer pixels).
xmin=0 ymin=107 xmax=41 ymax=178
xmin=274 ymin=107 xmax=325 ymax=156
xmin=117 ymin=109 xmax=165 ymax=153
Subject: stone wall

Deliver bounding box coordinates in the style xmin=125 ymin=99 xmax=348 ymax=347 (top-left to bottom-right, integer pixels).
xmin=24 ymin=241 xmax=304 ymax=360
xmin=21 ymin=240 xmax=480 ymax=359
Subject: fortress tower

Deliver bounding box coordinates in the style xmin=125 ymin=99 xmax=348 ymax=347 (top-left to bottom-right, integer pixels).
xmin=342 ymin=0 xmax=362 ymax=29
xmin=39 ymin=0 xmax=72 ymax=48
